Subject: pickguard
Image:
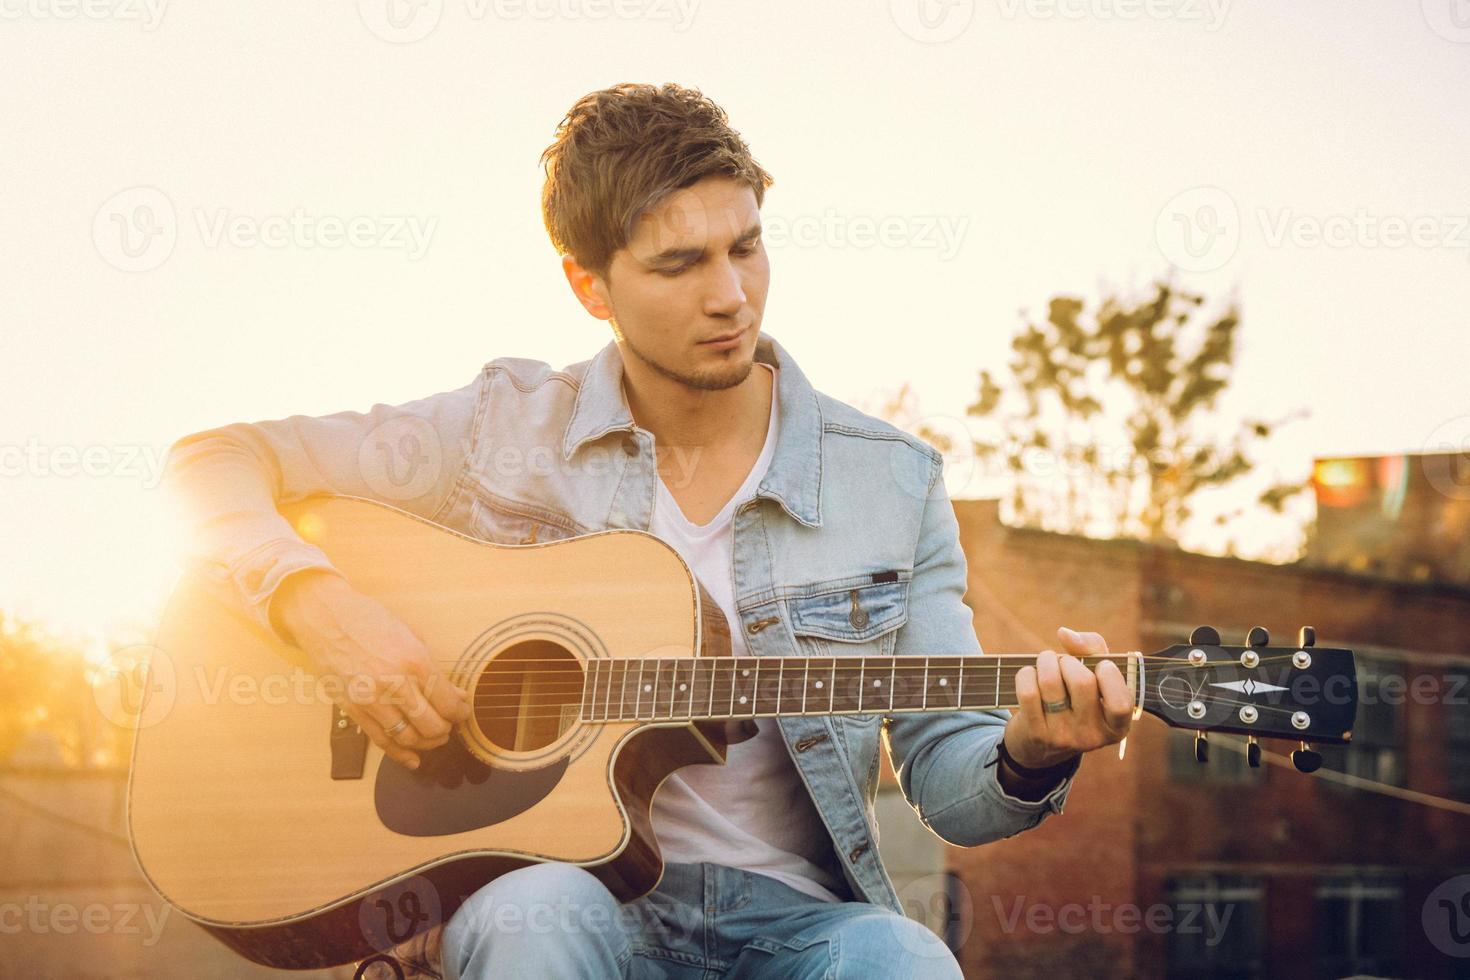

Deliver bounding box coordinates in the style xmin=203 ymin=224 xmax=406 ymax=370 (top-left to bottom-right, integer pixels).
xmin=374 ymin=736 xmax=567 ymax=837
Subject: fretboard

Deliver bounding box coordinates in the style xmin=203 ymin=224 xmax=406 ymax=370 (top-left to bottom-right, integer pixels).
xmin=579 ymin=655 xmax=1135 ymax=723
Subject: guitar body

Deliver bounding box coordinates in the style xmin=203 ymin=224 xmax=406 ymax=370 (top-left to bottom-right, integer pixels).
xmin=128 ymin=495 xmax=733 ymax=969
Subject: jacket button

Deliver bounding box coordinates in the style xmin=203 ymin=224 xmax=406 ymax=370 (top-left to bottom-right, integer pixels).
xmin=847 ymin=590 xmax=869 ymax=629
xmin=848 ymin=840 xmax=870 ymax=862
xmin=794 ymin=733 xmax=829 ymax=753
xmin=622 ymin=437 xmax=638 ymax=456
xmin=747 ymin=617 xmax=779 ymax=634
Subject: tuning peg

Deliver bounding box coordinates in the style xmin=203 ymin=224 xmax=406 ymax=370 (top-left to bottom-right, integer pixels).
xmin=1246 ymin=736 xmax=1261 ymax=768
xmin=1298 ymin=626 xmax=1316 ymax=648
xmin=1194 ymin=732 xmax=1209 ymax=763
xmin=1291 ymin=741 xmax=1322 ymax=773
xmin=1247 ymin=626 xmax=1270 ymax=647
xmin=1189 ymin=625 xmax=1221 ymax=646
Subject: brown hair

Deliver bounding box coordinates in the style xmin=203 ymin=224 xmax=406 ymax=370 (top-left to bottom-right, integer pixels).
xmin=539 ymin=82 xmax=774 ymax=281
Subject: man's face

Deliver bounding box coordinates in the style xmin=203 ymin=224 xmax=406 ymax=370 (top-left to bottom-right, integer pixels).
xmin=596 ymin=176 xmax=769 ymax=391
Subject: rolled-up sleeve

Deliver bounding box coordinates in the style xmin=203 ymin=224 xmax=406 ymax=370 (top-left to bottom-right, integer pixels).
xmin=882 ymin=453 xmax=1075 ymax=847
xmin=160 ymin=371 xmax=484 ymax=639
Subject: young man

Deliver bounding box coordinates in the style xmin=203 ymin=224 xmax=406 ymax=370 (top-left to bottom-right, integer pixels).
xmin=163 ymin=83 xmax=1134 ymax=979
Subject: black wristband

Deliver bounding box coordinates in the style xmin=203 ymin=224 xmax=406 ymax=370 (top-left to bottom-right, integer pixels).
xmin=996 ymin=738 xmax=1081 ymax=783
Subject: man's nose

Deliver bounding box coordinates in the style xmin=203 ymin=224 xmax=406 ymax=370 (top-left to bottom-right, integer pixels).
xmin=703 ymin=256 xmax=747 ymax=316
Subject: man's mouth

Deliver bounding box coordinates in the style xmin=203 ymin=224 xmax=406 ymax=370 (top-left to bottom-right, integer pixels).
xmin=700 ymin=327 xmax=747 ymax=345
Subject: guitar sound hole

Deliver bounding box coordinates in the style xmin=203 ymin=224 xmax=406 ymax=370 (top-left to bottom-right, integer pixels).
xmin=473 ymin=640 xmax=583 ymax=753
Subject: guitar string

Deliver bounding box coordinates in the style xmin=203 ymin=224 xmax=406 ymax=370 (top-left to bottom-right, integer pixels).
xmin=456 ymin=652 xmax=1308 ymax=695
xmin=424 ymin=650 xmax=1313 ymax=667
xmin=459 ymin=687 xmax=1331 ymax=725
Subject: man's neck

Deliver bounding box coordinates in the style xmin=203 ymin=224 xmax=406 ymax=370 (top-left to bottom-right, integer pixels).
xmin=621 ymin=353 xmax=774 ymax=457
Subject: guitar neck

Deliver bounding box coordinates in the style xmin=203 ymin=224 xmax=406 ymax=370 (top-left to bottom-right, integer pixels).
xmin=579 ymin=653 xmax=1141 ymax=723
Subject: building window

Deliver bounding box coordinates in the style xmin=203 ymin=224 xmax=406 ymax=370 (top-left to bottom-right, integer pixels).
xmin=1319 ymin=657 xmax=1404 ymax=787
xmin=1168 ymin=730 xmax=1265 ymax=784
xmin=1316 ymin=877 xmax=1404 ymax=977
xmin=1447 ymin=671 xmax=1470 ymax=802
xmin=1164 ymin=874 xmax=1265 ymax=980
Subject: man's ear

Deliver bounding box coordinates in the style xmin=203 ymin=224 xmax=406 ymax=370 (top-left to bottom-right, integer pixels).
xmin=561 ymin=253 xmax=613 ymax=321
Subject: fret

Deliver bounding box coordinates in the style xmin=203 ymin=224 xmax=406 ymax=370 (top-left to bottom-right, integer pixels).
xmin=732 ymin=658 xmax=758 ymax=715
xmin=856 ymin=658 xmax=867 ymax=712
xmin=921 ymin=658 xmax=929 ymax=710
xmin=672 ymin=659 xmax=694 ymax=720
xmin=827 ymin=659 xmax=838 ymax=713
xmin=706 ymin=657 xmax=717 ymax=719
xmin=645 ymin=659 xmax=666 ymax=720
xmin=778 ymin=658 xmax=806 ymax=716
xmin=959 ymin=658 xmax=990 ymax=710
xmin=603 ymin=657 xmax=615 ymax=721
xmin=755 ymin=659 xmax=783 ymax=716
xmin=691 ymin=659 xmax=714 ymax=721
xmin=861 ymin=657 xmax=895 ymax=714
xmin=800 ymin=659 xmax=810 ymax=714
xmin=633 ymin=658 xmax=649 ymax=720
xmin=889 ymin=659 xmax=898 ymax=712
xmin=926 ymin=657 xmax=962 ymax=710
xmin=662 ymin=659 xmax=681 ymax=719
xmin=994 ymin=659 xmax=1001 ymax=710
xmin=715 ymin=658 xmax=737 ymax=718
xmin=833 ymin=657 xmax=863 ymax=713
xmin=581 ymin=659 xmax=595 ymax=721
xmin=617 ymin=660 xmax=632 ymax=721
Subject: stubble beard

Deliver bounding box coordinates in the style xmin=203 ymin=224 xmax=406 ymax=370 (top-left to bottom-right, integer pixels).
xmin=618 ymin=328 xmax=754 ymax=392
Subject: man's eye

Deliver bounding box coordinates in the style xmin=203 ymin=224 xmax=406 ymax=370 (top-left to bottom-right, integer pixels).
xmin=657 ymin=266 xmax=687 ymax=277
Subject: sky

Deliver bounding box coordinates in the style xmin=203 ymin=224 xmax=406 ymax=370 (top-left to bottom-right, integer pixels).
xmin=2 ymin=0 xmax=1468 ymax=641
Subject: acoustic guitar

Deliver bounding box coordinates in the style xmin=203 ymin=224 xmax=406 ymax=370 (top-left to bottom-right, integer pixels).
xmin=125 ymin=494 xmax=1358 ymax=968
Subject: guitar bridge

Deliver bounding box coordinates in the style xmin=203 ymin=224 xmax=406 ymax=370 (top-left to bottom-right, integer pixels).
xmin=330 ymin=704 xmax=369 ymax=779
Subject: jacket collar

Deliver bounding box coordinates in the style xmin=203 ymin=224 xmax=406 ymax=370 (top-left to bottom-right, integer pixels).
xmin=562 ymin=331 xmax=823 ymax=528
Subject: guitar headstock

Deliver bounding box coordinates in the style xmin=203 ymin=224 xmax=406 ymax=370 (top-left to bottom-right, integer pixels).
xmin=1138 ymin=625 xmax=1357 ymax=773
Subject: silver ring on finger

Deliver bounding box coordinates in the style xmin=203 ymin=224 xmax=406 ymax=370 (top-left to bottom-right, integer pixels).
xmin=1042 ymin=697 xmax=1072 ymax=714
xmin=385 ymin=719 xmax=411 ymax=738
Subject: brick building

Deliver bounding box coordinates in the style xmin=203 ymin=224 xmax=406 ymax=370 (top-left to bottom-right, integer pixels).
xmin=896 ymin=493 xmax=1470 ymax=979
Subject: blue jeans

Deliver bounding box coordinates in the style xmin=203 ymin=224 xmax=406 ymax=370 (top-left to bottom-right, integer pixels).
xmin=442 ymin=861 xmax=963 ymax=979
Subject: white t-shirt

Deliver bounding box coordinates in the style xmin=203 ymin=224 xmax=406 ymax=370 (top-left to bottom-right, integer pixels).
xmin=645 ymin=363 xmax=846 ymax=903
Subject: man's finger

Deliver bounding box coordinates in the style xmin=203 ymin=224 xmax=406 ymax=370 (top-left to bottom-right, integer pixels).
xmin=1014 ymin=664 xmax=1042 ymax=724
xmin=423 ymin=671 xmax=473 ymax=726
xmin=1057 ymin=626 xmax=1109 ymax=657
xmin=343 ymin=702 xmax=421 ymax=769
xmin=1096 ymin=659 xmax=1134 ymax=736
xmin=1057 ymin=654 xmax=1098 ymax=720
xmin=1034 ymin=650 xmax=1068 ymax=719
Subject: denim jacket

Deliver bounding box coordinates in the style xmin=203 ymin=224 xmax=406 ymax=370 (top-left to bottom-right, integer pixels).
xmin=162 ymin=331 xmax=1074 ymax=914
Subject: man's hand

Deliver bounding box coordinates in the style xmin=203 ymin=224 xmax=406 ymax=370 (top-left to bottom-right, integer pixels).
xmin=271 ymin=569 xmax=472 ymax=770
xmin=1002 ymin=626 xmax=1135 ymax=780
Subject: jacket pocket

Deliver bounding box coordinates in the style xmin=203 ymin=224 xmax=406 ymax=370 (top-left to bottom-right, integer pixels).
xmin=786 ymin=577 xmax=910 ymax=738
xmin=469 ymin=494 xmax=582 ymax=545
